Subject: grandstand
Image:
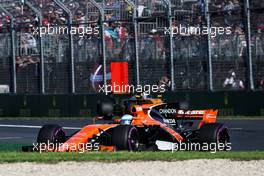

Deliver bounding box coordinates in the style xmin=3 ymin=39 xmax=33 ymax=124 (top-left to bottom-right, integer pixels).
xmin=0 ymin=0 xmax=263 ymax=94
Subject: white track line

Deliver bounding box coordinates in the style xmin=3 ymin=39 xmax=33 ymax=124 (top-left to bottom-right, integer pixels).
xmin=0 ymin=124 xmax=81 ymax=130
xmin=0 ymin=137 xmax=23 ymax=140
xmin=230 ymin=128 xmax=243 ymax=130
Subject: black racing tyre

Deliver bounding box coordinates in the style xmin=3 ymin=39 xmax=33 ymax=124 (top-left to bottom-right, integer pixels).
xmin=197 ymin=123 xmax=230 ymax=145
xmin=37 ymin=124 xmax=66 ymax=145
xmin=112 ymin=125 xmax=140 ymax=151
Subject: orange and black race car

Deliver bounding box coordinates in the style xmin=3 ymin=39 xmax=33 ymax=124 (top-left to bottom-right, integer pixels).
xmin=23 ymin=95 xmax=230 ymax=152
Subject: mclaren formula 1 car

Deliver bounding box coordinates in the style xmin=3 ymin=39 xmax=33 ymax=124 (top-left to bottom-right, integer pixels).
xmin=23 ymin=95 xmax=230 ymax=152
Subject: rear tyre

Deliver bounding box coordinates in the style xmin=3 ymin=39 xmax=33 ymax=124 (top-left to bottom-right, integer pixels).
xmin=112 ymin=125 xmax=139 ymax=151
xmin=197 ymin=123 xmax=230 ymax=150
xmin=37 ymin=124 xmax=66 ymax=145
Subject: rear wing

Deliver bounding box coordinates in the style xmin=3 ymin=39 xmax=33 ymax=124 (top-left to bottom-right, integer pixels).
xmin=132 ymin=104 xmax=218 ymax=122
xmin=151 ymin=103 xmax=218 ymax=122
xmin=168 ymin=109 xmax=217 ymax=128
xmin=175 ymin=109 xmax=218 ymax=122
xmin=131 ymin=104 xmax=217 ymax=128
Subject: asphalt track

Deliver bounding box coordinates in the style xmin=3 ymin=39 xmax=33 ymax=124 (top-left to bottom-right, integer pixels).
xmin=0 ymin=119 xmax=263 ymax=151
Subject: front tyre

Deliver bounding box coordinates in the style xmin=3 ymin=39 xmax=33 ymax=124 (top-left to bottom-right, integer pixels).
xmin=112 ymin=125 xmax=140 ymax=151
xmin=37 ymin=124 xmax=66 ymax=145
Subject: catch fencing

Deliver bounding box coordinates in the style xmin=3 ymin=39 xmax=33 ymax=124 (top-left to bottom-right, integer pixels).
xmin=0 ymin=0 xmax=263 ymax=93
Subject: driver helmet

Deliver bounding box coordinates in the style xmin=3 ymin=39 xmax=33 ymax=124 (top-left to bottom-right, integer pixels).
xmin=120 ymin=114 xmax=133 ymax=125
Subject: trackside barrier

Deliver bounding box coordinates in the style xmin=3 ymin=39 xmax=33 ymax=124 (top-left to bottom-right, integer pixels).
xmin=0 ymin=92 xmax=263 ymax=117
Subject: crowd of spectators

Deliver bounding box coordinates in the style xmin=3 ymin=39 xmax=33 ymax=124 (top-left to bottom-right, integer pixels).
xmin=0 ymin=0 xmax=263 ymax=92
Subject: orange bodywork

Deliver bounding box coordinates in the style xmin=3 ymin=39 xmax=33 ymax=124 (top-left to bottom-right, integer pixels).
xmin=51 ymin=98 xmax=218 ymax=152
xmin=56 ymin=124 xmax=118 ymax=152
xmin=130 ymin=103 xmax=217 ymax=142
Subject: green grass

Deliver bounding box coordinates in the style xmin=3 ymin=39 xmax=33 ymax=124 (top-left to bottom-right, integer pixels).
xmin=0 ymin=151 xmax=263 ymax=163
xmin=0 ymin=143 xmax=29 ymax=152
xmin=0 ymin=144 xmax=263 ymax=163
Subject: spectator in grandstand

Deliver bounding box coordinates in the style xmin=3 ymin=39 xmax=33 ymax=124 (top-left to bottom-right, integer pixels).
xmin=115 ymin=22 xmax=128 ymax=45
xmin=181 ymin=71 xmax=190 ymax=90
xmin=251 ymin=29 xmax=264 ymax=57
xmin=20 ymin=32 xmax=37 ymax=55
xmin=235 ymin=27 xmax=247 ymax=57
xmin=139 ymin=32 xmax=156 ymax=60
xmin=223 ymin=70 xmax=244 ymax=90
xmin=259 ymin=78 xmax=264 ymax=89
xmin=158 ymin=76 xmax=171 ymax=91
xmin=197 ymin=0 xmax=205 ymax=17
xmin=104 ymin=23 xmax=118 ymax=58
xmin=211 ymin=37 xmax=219 ymax=58
xmin=223 ymin=0 xmax=240 ymax=13
xmin=137 ymin=3 xmax=145 ymax=17
xmin=16 ymin=56 xmax=39 ymax=69
xmin=16 ymin=56 xmax=25 ymax=69
xmin=77 ymin=12 xmax=86 ymax=25
xmin=105 ymin=0 xmax=114 ymax=7
xmin=220 ymin=0 xmax=241 ymax=26
xmin=209 ymin=0 xmax=222 ymax=11
xmin=0 ymin=21 xmax=3 ymax=30
xmin=105 ymin=13 xmax=117 ymax=22
xmin=67 ymin=0 xmax=80 ymax=12
xmin=0 ymin=12 xmax=10 ymax=29
xmin=148 ymin=30 xmax=166 ymax=60
xmin=256 ymin=15 xmax=264 ymax=32
xmin=20 ymin=34 xmax=28 ymax=56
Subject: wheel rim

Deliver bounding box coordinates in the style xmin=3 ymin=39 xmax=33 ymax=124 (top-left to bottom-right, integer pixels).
xmin=128 ymin=127 xmax=139 ymax=151
xmin=54 ymin=128 xmax=66 ymax=144
xmin=217 ymin=127 xmax=229 ymax=145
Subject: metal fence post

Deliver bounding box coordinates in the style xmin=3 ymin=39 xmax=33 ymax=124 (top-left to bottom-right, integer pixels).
xmin=25 ymin=1 xmax=45 ymax=94
xmin=101 ymin=9 xmax=107 ymax=92
xmin=166 ymin=0 xmax=174 ymax=91
xmin=244 ymin=0 xmax=254 ymax=90
xmin=205 ymin=0 xmax=213 ymax=91
xmin=124 ymin=0 xmax=140 ymax=85
xmin=89 ymin=0 xmax=107 ymax=92
xmin=158 ymin=0 xmax=174 ymax=91
xmin=0 ymin=5 xmax=16 ymax=93
xmin=53 ymin=0 xmax=76 ymax=93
